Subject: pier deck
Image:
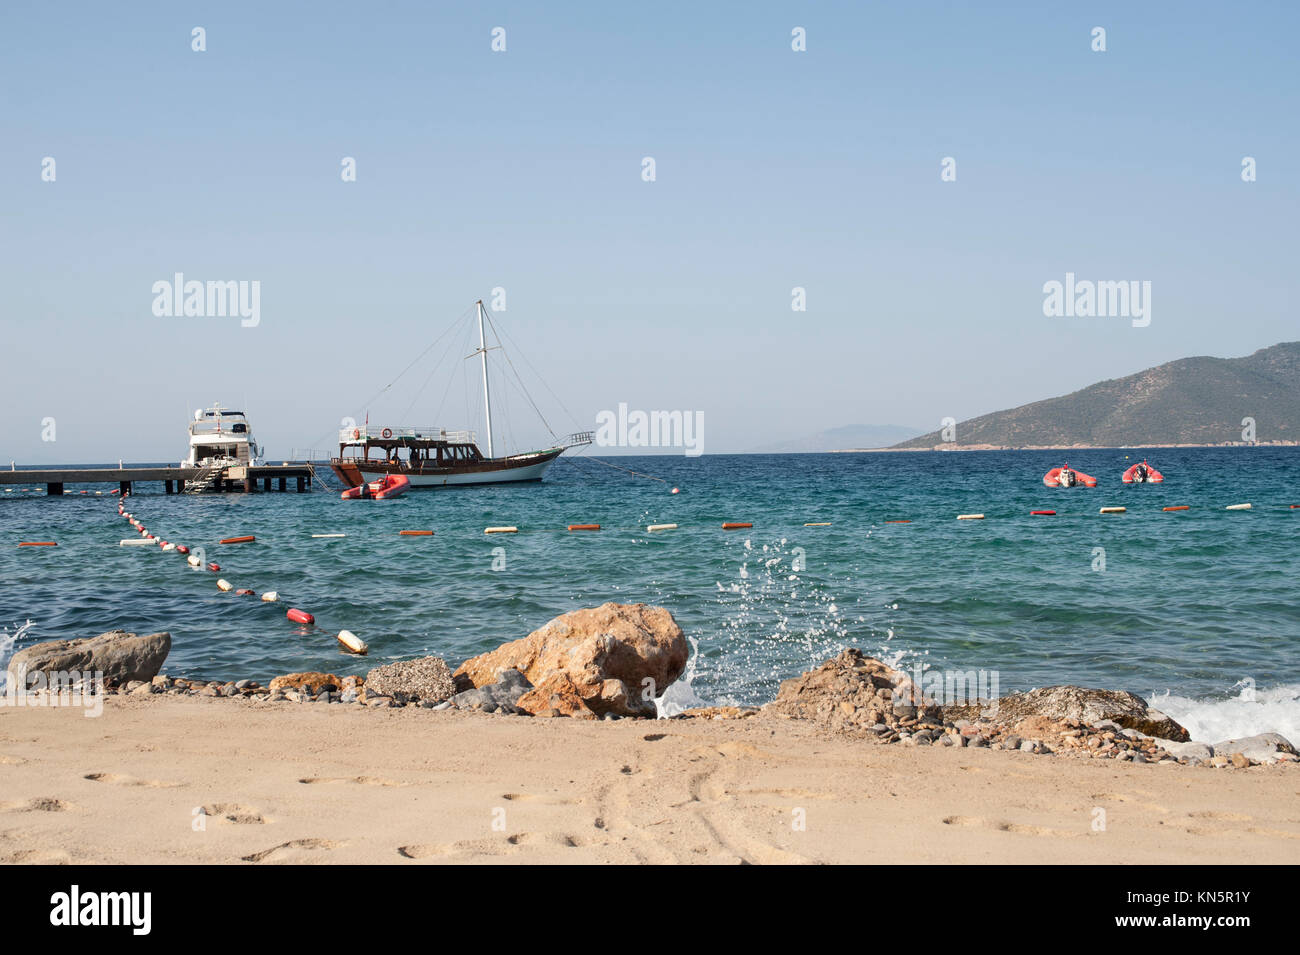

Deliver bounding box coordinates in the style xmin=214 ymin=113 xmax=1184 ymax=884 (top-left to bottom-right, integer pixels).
xmin=0 ymin=464 xmax=314 ymax=495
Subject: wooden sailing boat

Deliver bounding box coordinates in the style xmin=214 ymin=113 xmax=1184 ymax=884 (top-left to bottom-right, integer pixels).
xmin=330 ymin=300 xmax=592 ymax=489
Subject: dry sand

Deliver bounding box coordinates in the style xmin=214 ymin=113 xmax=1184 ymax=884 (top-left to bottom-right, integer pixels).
xmin=2 ymin=695 xmax=1297 ymax=864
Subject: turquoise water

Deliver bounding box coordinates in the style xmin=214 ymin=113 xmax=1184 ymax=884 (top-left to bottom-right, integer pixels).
xmin=3 ymin=448 xmax=1298 ymax=739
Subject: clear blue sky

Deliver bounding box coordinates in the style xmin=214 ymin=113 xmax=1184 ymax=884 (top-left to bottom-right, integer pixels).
xmin=2 ymin=1 xmax=1296 ymax=461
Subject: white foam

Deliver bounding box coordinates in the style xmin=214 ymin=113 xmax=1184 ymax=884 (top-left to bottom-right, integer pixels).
xmin=0 ymin=620 xmax=34 ymax=694
xmin=657 ymin=634 xmax=707 ymax=718
xmin=1148 ymin=682 xmax=1300 ymax=746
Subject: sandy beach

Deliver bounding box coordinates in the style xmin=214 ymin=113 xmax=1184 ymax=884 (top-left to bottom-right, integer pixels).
xmin=2 ymin=694 xmax=1296 ymax=865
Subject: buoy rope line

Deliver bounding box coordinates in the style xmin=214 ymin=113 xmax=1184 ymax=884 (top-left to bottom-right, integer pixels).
xmin=108 ymin=497 xmax=367 ymax=656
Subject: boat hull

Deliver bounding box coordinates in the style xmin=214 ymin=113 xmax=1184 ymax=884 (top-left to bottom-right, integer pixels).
xmin=330 ymin=449 xmax=563 ymax=489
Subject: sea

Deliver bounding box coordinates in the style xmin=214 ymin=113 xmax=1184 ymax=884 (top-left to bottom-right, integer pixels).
xmin=2 ymin=447 xmax=1297 ymax=743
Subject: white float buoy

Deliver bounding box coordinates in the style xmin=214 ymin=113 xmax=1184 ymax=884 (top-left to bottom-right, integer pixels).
xmin=187 ymin=555 xmax=202 ymax=567
xmin=1226 ymin=503 xmax=1252 ymax=511
xmin=216 ymin=578 xmax=233 ymax=592
xmin=646 ymin=523 xmax=678 ymax=532
xmin=957 ymin=514 xmax=985 ymax=520
xmin=337 ymin=629 xmax=369 ymax=655
xmin=261 ymin=591 xmax=279 ymax=602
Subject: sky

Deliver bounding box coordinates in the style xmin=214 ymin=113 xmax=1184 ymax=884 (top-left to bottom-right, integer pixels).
xmin=2 ymin=1 xmax=1297 ymax=462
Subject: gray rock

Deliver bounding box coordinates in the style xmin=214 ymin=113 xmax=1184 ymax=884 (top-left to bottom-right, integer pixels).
xmin=1004 ymin=735 xmax=1023 ymax=750
xmin=946 ymin=685 xmax=1189 ymax=741
xmin=1157 ymin=740 xmax=1213 ymax=761
xmin=1210 ymin=733 xmax=1297 ymax=764
xmin=364 ymin=656 xmax=456 ymax=703
xmin=450 ymin=667 xmax=533 ymax=713
xmin=8 ymin=630 xmax=171 ymax=686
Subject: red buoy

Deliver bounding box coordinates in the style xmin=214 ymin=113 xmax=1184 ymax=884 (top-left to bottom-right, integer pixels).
xmin=287 ymin=608 xmax=314 ymax=625
xmin=207 ymin=562 xmax=220 ymax=572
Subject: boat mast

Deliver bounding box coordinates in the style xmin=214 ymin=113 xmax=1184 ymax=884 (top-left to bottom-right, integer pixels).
xmin=476 ymin=299 xmax=495 ymax=458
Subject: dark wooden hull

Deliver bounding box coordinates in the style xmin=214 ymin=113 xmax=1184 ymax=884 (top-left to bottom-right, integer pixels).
xmin=329 ymin=448 xmax=563 ymax=489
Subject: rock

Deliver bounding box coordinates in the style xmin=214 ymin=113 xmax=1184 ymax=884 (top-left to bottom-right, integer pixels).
xmin=450 ymin=667 xmax=532 ymax=712
xmin=454 ymin=603 xmax=688 ymax=718
xmin=269 ymin=671 xmax=343 ymax=691
xmin=7 ymin=630 xmax=171 ymax=686
xmin=363 ymin=656 xmax=456 ymax=704
xmin=1156 ymin=740 xmax=1213 ymax=762
xmin=1230 ymin=753 xmax=1251 ymax=769
xmin=1210 ymin=733 xmax=1297 ymax=764
xmin=946 ymin=685 xmax=1189 ymax=741
xmin=764 ymin=649 xmax=942 ymax=733
xmin=515 ymin=672 xmax=598 ymax=719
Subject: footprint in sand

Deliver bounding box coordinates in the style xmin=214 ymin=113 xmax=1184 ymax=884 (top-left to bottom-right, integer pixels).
xmin=241 ymin=838 xmax=341 ymax=863
xmin=1189 ymin=809 xmax=1252 ymax=822
xmin=1090 ymin=792 xmax=1170 ymax=813
xmin=201 ymin=803 xmax=266 ymax=825
xmin=83 ymin=772 xmax=182 ymax=789
xmin=297 ymin=775 xmax=403 ymax=787
xmin=0 ymin=796 xmax=73 ymax=813
xmin=942 ymin=815 xmax=1082 ymax=838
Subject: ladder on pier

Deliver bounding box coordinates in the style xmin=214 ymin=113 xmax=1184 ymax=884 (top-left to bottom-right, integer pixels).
xmin=184 ymin=465 xmax=224 ymax=494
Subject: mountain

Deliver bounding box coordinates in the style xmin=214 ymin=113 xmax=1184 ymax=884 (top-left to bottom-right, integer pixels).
xmin=751 ymin=424 xmax=925 ymax=453
xmin=892 ymin=342 xmax=1300 ymax=450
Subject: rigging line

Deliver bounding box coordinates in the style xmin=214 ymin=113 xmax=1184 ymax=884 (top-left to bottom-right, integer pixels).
xmin=295 ymin=303 xmax=476 ymax=452
xmin=432 ymin=320 xmax=473 ymax=425
xmin=567 ymin=444 xmax=670 ymax=484
xmin=400 ymin=315 xmax=473 ymax=423
xmin=482 ymin=309 xmax=569 ymax=438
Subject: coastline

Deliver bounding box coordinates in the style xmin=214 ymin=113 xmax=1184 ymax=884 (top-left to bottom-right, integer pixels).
xmin=3 ymin=693 xmax=1297 ymax=864
xmin=832 ymin=442 xmax=1300 ymax=453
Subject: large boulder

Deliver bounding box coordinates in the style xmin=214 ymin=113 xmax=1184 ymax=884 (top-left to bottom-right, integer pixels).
xmin=364 ymin=656 xmax=456 ymax=703
xmin=764 ymin=648 xmax=943 ymax=730
xmin=453 ymin=603 xmax=689 ymax=717
xmin=945 ymin=685 xmax=1189 ymax=741
xmin=7 ymin=630 xmax=170 ymax=686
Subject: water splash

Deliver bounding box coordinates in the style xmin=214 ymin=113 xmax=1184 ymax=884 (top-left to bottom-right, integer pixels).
xmin=0 ymin=620 xmax=34 ymax=694
xmin=1149 ymin=682 xmax=1300 ymax=745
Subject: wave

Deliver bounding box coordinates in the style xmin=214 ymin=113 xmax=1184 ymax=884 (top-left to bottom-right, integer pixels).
xmin=1149 ymin=682 xmax=1300 ymax=745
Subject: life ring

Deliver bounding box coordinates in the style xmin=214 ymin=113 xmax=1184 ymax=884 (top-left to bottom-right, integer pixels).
xmin=381 ymin=427 xmax=393 ymax=439
xmin=352 ymin=428 xmax=360 ymax=439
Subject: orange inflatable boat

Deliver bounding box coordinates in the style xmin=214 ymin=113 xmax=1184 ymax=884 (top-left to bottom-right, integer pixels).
xmin=1043 ymin=465 xmax=1097 ymax=488
xmin=341 ymin=474 xmax=410 ymax=500
xmin=1122 ymin=460 xmax=1164 ymax=484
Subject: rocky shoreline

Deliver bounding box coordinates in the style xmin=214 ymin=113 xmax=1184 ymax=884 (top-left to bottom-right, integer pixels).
xmin=8 ymin=606 xmax=1297 ymax=771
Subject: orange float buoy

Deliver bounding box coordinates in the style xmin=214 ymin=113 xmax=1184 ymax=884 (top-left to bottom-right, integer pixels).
xmin=721 ymin=522 xmax=753 ymax=530
xmin=18 ymin=541 xmax=57 ymax=547
xmin=398 ymin=530 xmax=433 ymax=536
xmin=219 ymin=535 xmax=255 ymax=544
xmin=1163 ymin=505 xmax=1190 ymax=511
xmin=568 ymin=524 xmax=600 ymax=531
xmin=207 ymin=562 xmax=220 ymax=572
xmin=286 ymin=608 xmax=314 ymax=625
xmin=1030 ymin=510 xmax=1056 ymax=516
xmin=885 ymin=520 xmax=912 ymax=524
xmin=176 ymin=545 xmax=190 ymax=554
xmin=235 ymin=589 xmax=255 ymax=596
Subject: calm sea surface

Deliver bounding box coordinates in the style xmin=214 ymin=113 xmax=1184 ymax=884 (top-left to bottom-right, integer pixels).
xmin=3 ymin=448 xmax=1297 ymax=740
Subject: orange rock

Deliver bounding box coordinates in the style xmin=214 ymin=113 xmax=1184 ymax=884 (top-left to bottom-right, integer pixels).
xmin=454 ymin=603 xmax=688 ymax=717
xmin=269 ymin=671 xmax=344 ymax=691
xmin=516 ymin=673 xmax=598 ymax=719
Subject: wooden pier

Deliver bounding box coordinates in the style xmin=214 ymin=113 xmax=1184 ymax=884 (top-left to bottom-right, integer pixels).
xmin=0 ymin=464 xmax=315 ymax=496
